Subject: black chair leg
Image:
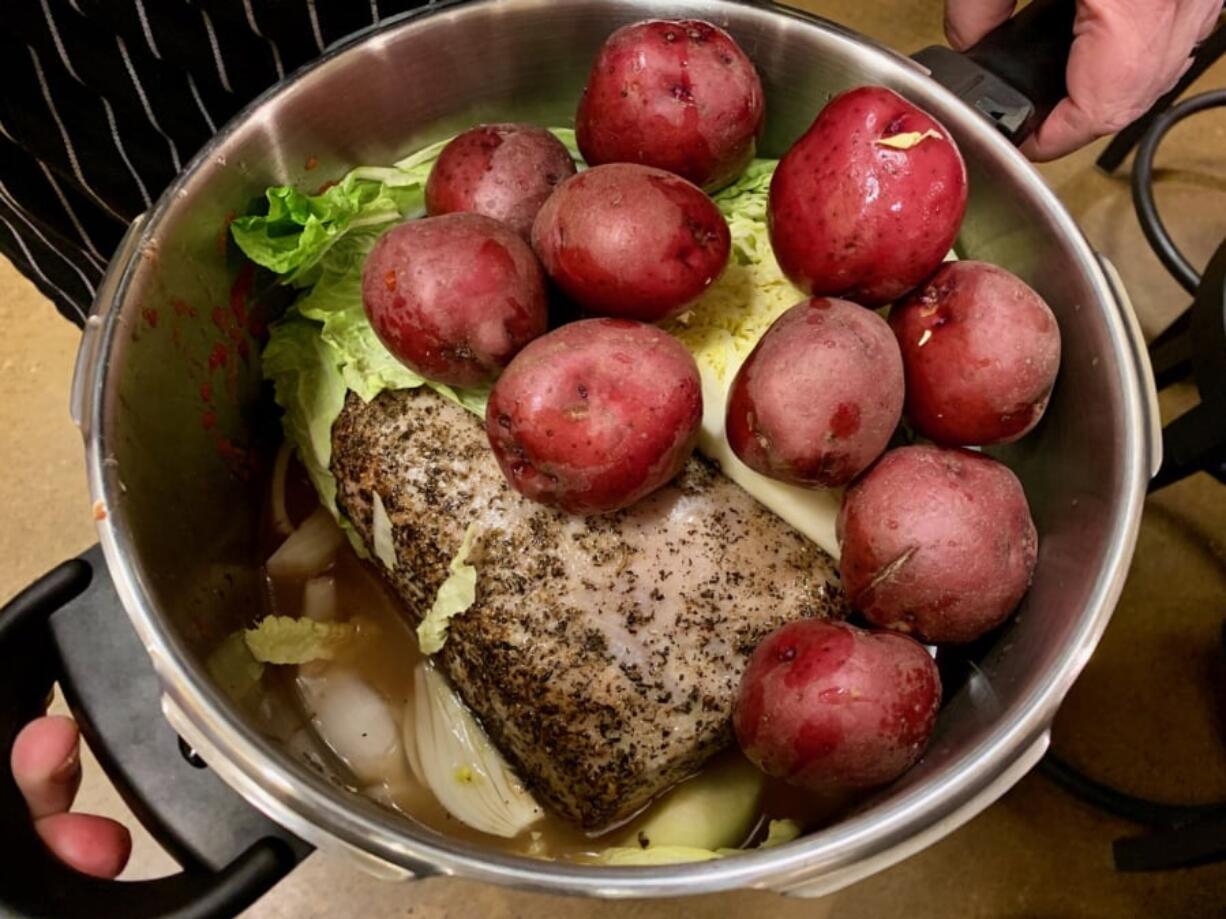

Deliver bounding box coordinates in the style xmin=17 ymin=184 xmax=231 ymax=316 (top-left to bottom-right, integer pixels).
xmin=1147 ymin=308 xmax=1196 ymax=389
xmin=1042 ymin=618 xmax=1226 ymax=872
xmin=1150 ymin=399 xmax=1226 ymax=491
xmin=1115 ymin=809 xmax=1226 ymax=872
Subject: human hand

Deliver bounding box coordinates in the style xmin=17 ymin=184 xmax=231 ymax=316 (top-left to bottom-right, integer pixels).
xmin=944 ymin=0 xmax=1223 ymax=160
xmin=11 ymin=715 xmax=131 ymax=878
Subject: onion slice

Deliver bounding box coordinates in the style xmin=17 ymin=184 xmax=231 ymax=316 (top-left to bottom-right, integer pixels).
xmin=270 ymin=442 xmax=295 ymax=537
xmin=298 ymin=667 xmax=404 ymax=786
xmin=371 ymin=492 xmax=397 ymax=570
xmin=267 ymin=507 xmax=344 ymax=579
xmin=405 ymin=661 xmax=542 ymax=838
xmin=302 ymin=576 xmax=339 ymax=622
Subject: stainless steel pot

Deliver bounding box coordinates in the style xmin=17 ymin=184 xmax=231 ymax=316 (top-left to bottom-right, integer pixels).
xmin=1 ymin=0 xmax=1163 ymax=912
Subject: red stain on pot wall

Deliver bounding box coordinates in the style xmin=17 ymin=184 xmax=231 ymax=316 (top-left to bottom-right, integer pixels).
xmin=230 ymin=263 xmax=253 ymax=328
xmin=146 ymin=257 xmax=281 ymax=479
xmin=207 ymin=343 xmax=229 ymax=371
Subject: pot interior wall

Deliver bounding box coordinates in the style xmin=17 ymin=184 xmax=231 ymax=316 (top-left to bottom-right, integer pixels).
xmin=97 ymin=0 xmax=1136 ymax=865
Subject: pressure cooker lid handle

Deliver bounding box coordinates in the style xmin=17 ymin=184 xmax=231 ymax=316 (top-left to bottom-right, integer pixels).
xmin=913 ymin=0 xmax=1077 ymax=143
xmin=0 ymin=550 xmax=308 ymax=918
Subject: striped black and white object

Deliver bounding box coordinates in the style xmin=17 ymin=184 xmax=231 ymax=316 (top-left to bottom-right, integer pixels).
xmin=1 ymin=0 xmax=438 ymax=325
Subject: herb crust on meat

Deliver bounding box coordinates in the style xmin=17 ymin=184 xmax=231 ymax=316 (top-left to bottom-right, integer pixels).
xmin=332 ymin=387 xmax=848 ymax=830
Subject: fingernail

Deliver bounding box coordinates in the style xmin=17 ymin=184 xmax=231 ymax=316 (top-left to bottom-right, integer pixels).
xmin=51 ymin=748 xmax=80 ymax=784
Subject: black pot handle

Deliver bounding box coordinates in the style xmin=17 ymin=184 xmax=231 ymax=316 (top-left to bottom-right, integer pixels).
xmin=0 ymin=546 xmax=311 ymax=918
xmin=913 ymin=0 xmax=1077 ymax=143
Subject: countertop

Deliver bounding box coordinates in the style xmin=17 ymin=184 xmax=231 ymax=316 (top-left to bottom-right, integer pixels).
xmin=2 ymin=1 xmax=1224 ymax=916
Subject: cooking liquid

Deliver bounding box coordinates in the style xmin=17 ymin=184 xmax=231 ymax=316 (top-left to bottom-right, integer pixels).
xmin=258 ymin=453 xmax=841 ymax=860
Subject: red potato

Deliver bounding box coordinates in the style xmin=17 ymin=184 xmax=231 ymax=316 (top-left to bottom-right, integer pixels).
xmin=768 ymin=86 xmax=968 ymax=306
xmin=485 ymin=318 xmax=702 ymax=514
xmin=837 ymin=445 xmax=1038 ymax=645
xmin=531 ymin=163 xmax=730 ymax=322
xmin=362 ymin=213 xmax=547 ymax=387
xmin=889 ymin=261 xmax=1061 ymax=446
xmin=726 ymin=297 xmax=904 ymax=487
xmin=576 ymin=19 xmax=764 ymax=191
xmin=734 ymin=620 xmax=941 ymax=792
xmin=425 ymin=124 xmax=577 ymax=240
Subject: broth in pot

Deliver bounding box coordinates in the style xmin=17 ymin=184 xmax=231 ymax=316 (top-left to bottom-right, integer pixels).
xmin=247 ymin=451 xmax=834 ymax=862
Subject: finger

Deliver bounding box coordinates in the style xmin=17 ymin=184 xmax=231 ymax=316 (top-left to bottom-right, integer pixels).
xmin=34 ymin=812 xmax=132 ymax=879
xmin=1195 ymin=2 xmax=1222 ymax=42
xmin=944 ymin=0 xmax=1018 ymax=50
xmin=1022 ymin=0 xmax=1208 ymax=161
xmin=1023 ymin=54 xmax=1195 ymax=162
xmin=11 ymin=716 xmax=82 ymax=819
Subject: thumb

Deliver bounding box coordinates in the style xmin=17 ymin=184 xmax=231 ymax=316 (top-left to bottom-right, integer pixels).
xmin=1019 ymin=97 xmax=1100 ymax=162
xmin=943 ymin=0 xmax=1018 ymax=50
xmin=11 ymin=716 xmax=82 ymax=819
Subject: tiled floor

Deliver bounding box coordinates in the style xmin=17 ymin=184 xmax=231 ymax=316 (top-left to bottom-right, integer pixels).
xmin=2 ymin=1 xmax=1224 ymax=916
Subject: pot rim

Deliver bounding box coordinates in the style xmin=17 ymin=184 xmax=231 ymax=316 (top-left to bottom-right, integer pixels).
xmin=83 ymin=0 xmax=1152 ymax=896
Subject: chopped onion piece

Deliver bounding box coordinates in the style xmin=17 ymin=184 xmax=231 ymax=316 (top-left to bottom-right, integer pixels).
xmin=361 ymin=782 xmax=401 ymax=811
xmin=271 ymin=441 xmax=295 ymax=537
xmin=403 ymin=728 xmax=426 ymax=788
xmin=590 ymin=818 xmax=803 ymax=866
xmin=618 ymin=755 xmax=763 ymax=850
xmin=759 ymin=818 xmax=802 ymax=848
xmin=267 ymin=507 xmax=344 ymax=579
xmin=403 ymin=699 xmax=426 ymax=786
xmin=593 ymin=846 xmax=721 ymax=866
xmin=302 ymin=576 xmax=339 ymax=623
xmin=407 ymin=662 xmax=542 ymax=838
xmin=297 ymin=667 xmax=403 ymax=786
xmin=371 ymin=492 xmax=397 ymax=570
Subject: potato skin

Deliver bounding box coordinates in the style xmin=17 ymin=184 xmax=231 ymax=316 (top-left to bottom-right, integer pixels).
xmin=485 ymin=318 xmax=702 ymax=514
xmin=734 ymin=620 xmax=940 ymax=792
xmin=889 ymin=261 xmax=1061 ymax=446
xmin=424 ymin=124 xmax=577 ymax=240
xmin=768 ymin=86 xmax=967 ymax=306
xmin=361 ymin=213 xmax=547 ymax=387
xmin=530 ymin=163 xmax=730 ymax=322
xmin=837 ymin=445 xmax=1038 ymax=645
xmin=576 ymin=19 xmax=764 ymax=191
xmin=726 ymin=297 xmax=904 ymax=487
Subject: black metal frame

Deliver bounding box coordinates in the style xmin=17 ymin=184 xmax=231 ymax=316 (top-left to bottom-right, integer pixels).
xmin=1039 ymin=625 xmax=1226 ymax=871
xmin=1039 ymin=25 xmax=1226 ymax=871
xmin=1127 ymin=82 xmax=1226 ymax=490
xmin=1103 ymin=27 xmax=1226 ymax=490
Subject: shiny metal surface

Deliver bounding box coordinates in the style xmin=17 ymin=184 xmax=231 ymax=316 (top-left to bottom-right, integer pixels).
xmin=81 ymin=0 xmax=1157 ymax=898
xmin=70 ymin=214 xmax=144 ymax=436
